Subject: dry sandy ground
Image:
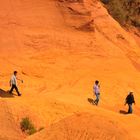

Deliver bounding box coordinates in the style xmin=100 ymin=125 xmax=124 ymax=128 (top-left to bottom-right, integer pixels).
xmin=0 ymin=0 xmax=140 ymax=140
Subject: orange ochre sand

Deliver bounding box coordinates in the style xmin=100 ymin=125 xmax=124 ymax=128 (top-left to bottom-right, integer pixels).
xmin=0 ymin=0 xmax=140 ymax=140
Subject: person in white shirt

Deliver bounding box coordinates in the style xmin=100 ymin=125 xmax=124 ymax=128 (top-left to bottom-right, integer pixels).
xmin=93 ymin=80 xmax=100 ymax=105
xmin=9 ymin=71 xmax=22 ymax=96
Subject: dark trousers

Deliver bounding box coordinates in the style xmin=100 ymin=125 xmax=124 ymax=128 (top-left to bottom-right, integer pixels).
xmin=128 ymin=104 xmax=133 ymax=114
xmin=10 ymin=84 xmax=20 ymax=96
xmin=94 ymin=93 xmax=100 ymax=105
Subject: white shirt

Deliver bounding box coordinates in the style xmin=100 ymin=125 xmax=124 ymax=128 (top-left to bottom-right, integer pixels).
xmin=10 ymin=75 xmax=17 ymax=86
xmin=93 ymin=84 xmax=100 ymax=94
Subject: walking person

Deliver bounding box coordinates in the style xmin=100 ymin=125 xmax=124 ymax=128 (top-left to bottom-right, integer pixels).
xmin=93 ymin=80 xmax=100 ymax=105
xmin=9 ymin=71 xmax=22 ymax=96
xmin=125 ymin=92 xmax=135 ymax=114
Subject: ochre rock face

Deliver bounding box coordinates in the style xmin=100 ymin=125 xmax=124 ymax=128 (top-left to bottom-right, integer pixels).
xmin=0 ymin=0 xmax=140 ymax=140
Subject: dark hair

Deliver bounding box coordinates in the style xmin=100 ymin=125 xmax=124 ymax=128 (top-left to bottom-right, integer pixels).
xmin=14 ymin=71 xmax=18 ymax=75
xmin=129 ymin=92 xmax=133 ymax=95
xmin=95 ymin=80 xmax=99 ymax=84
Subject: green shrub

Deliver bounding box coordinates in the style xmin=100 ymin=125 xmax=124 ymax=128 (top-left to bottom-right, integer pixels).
xmin=28 ymin=127 xmax=37 ymax=135
xmin=20 ymin=117 xmax=37 ymax=135
xmin=102 ymin=0 xmax=140 ymax=28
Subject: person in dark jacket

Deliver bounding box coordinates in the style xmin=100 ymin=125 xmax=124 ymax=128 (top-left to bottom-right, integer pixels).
xmin=125 ymin=92 xmax=135 ymax=114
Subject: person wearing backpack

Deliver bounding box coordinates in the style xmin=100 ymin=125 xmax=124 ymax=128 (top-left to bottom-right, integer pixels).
xmin=93 ymin=80 xmax=100 ymax=105
xmin=9 ymin=71 xmax=23 ymax=96
xmin=125 ymin=92 xmax=135 ymax=114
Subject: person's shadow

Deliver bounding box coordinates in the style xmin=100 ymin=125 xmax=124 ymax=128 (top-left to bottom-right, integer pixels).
xmin=119 ymin=110 xmax=128 ymax=115
xmin=0 ymin=89 xmax=14 ymax=98
xmin=87 ymin=98 xmax=95 ymax=105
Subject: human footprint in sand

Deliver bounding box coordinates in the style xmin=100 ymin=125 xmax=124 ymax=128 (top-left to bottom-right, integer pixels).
xmin=9 ymin=71 xmax=23 ymax=96
xmin=93 ymin=80 xmax=100 ymax=105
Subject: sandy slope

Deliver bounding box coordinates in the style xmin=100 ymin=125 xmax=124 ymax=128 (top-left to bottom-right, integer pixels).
xmin=0 ymin=99 xmax=23 ymax=140
xmin=25 ymin=112 xmax=140 ymax=140
xmin=0 ymin=0 xmax=140 ymax=139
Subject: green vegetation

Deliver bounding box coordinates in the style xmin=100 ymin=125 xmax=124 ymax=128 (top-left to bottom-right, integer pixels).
xmin=20 ymin=117 xmax=45 ymax=136
xmin=101 ymin=0 xmax=140 ymax=27
xmin=20 ymin=117 xmax=37 ymax=135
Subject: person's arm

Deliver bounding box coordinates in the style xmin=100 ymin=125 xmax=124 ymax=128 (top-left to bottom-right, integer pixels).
xmin=93 ymin=85 xmax=96 ymax=94
xmin=124 ymin=96 xmax=128 ymax=105
xmin=16 ymin=77 xmax=23 ymax=83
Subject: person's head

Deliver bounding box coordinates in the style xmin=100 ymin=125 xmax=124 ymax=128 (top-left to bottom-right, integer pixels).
xmin=129 ymin=91 xmax=133 ymax=96
xmin=95 ymin=80 xmax=99 ymax=85
xmin=14 ymin=71 xmax=18 ymax=76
